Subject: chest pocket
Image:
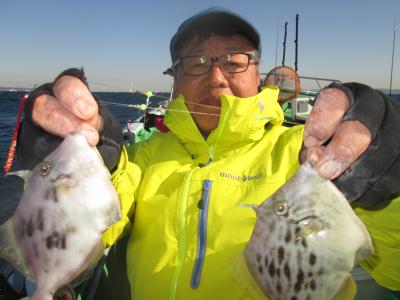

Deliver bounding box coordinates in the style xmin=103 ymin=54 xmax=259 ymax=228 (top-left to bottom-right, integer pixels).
xmin=190 ymin=174 xmax=285 ymax=252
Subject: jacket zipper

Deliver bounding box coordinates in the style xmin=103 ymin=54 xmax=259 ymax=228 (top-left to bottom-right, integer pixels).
xmin=169 ymin=99 xmax=226 ymax=296
xmin=169 ymin=168 xmax=197 ymax=300
xmin=191 ymin=179 xmax=213 ymax=289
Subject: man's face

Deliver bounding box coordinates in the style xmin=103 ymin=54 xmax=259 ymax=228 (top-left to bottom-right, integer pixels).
xmin=173 ymin=34 xmax=260 ymax=135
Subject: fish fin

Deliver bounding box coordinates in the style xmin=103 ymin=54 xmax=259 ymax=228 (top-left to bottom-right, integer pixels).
xmin=354 ymin=227 xmax=374 ymax=265
xmin=0 ymin=219 xmax=33 ymax=280
xmin=7 ymin=170 xmax=32 ymax=185
xmin=230 ymin=254 xmax=269 ymax=300
xmin=238 ymin=203 xmax=258 ymax=212
xmin=332 ymin=275 xmax=357 ymax=300
xmin=0 ymin=174 xmax=25 ymax=225
xmin=354 ymin=239 xmax=374 ymax=265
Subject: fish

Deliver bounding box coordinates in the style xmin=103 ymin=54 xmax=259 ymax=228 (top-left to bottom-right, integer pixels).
xmin=243 ymin=162 xmax=373 ymax=300
xmin=0 ymin=133 xmax=121 ymax=300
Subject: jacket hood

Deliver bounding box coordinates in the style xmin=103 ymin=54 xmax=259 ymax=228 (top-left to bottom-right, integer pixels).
xmin=163 ymin=86 xmax=283 ymax=160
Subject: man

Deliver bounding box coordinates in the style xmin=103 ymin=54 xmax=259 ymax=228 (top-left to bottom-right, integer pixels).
xmin=16 ymin=7 xmax=400 ymax=300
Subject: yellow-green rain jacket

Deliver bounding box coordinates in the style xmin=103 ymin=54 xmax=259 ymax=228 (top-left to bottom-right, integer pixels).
xmin=103 ymin=87 xmax=400 ymax=299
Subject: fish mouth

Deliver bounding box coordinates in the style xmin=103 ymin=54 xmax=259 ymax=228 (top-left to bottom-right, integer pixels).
xmin=286 ymin=215 xmax=318 ymax=225
xmin=287 ymin=215 xmax=324 ymax=240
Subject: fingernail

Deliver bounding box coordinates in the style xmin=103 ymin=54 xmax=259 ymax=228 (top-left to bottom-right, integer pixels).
xmin=319 ymin=160 xmax=343 ymax=179
xmin=79 ymin=128 xmax=99 ymax=146
xmin=304 ymin=136 xmax=318 ymax=148
xmin=307 ymin=151 xmax=319 ymax=162
xmin=306 ymin=146 xmax=323 ymax=163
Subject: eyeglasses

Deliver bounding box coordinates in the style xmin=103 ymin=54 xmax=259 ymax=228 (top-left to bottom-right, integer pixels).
xmin=169 ymin=52 xmax=259 ymax=76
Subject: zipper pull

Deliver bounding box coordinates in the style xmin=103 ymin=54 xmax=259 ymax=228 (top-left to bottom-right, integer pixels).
xmin=197 ymin=199 xmax=204 ymax=209
xmin=198 ymin=158 xmax=212 ymax=168
xmin=197 ymin=180 xmax=212 ymax=209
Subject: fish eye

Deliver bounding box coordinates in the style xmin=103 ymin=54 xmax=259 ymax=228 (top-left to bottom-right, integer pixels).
xmin=39 ymin=161 xmax=52 ymax=176
xmin=274 ymin=201 xmax=288 ymax=216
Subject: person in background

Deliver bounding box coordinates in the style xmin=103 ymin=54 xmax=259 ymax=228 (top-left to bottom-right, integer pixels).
xmin=15 ymin=7 xmax=400 ymax=300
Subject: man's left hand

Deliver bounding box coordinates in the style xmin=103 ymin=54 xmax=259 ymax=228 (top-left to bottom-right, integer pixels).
xmin=301 ymin=87 xmax=372 ymax=179
xmin=300 ymin=83 xmax=400 ymax=207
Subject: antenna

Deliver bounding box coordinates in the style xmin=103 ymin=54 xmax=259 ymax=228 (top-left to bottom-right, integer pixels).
xmin=282 ymin=22 xmax=288 ymax=66
xmin=275 ymin=17 xmax=279 ymax=68
xmin=295 ymin=14 xmax=299 ymax=72
xmin=389 ymin=16 xmax=397 ymax=96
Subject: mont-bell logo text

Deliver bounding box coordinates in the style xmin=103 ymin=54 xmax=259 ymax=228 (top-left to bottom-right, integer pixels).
xmin=220 ymin=172 xmax=263 ymax=182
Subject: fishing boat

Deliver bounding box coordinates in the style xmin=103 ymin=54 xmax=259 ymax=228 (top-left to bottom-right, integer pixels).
xmin=122 ymin=97 xmax=169 ymax=145
xmin=2 ymin=13 xmax=398 ymax=300
xmin=118 ymin=63 xmax=398 ymax=299
xmin=123 ymin=67 xmax=340 ymax=141
xmin=1 ymin=80 xmax=397 ymax=300
xmin=279 ymin=75 xmax=341 ymax=125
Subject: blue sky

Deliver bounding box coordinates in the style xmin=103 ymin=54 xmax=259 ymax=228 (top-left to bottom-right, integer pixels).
xmin=0 ymin=0 xmax=399 ymax=92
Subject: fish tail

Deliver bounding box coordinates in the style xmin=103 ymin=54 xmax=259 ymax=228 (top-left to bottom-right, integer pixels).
xmin=354 ymin=223 xmax=375 ymax=264
xmin=230 ymin=254 xmax=268 ymax=300
xmin=16 ymin=289 xmax=54 ymax=300
xmin=30 ymin=291 xmax=53 ymax=300
xmin=332 ymin=275 xmax=357 ymax=300
xmin=0 ymin=219 xmax=33 ymax=280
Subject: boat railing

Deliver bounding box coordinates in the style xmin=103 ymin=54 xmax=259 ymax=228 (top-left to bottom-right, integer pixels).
xmin=275 ymin=74 xmax=342 ymax=124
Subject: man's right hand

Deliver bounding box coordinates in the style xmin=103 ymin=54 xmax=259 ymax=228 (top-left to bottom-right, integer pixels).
xmin=32 ymin=75 xmax=103 ymax=146
xmin=18 ymin=68 xmax=123 ymax=171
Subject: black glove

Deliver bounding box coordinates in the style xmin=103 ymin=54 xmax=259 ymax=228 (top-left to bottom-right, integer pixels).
xmin=331 ymin=82 xmax=400 ymax=208
xmin=0 ymin=275 xmax=25 ymax=300
xmin=17 ymin=68 xmax=123 ymax=172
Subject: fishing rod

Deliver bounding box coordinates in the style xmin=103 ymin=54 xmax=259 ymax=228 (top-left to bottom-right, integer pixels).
xmin=281 ymin=14 xmax=300 ymax=71
xmin=91 ymin=83 xmax=222 ymax=116
xmin=3 ymin=95 xmax=28 ymax=173
xmin=274 ymin=17 xmax=279 ymax=68
xmin=97 ymin=98 xmax=222 ymax=117
xmin=295 ymin=14 xmax=299 ymax=72
xmin=282 ymin=22 xmax=288 ymax=66
xmin=389 ymin=16 xmax=397 ymax=96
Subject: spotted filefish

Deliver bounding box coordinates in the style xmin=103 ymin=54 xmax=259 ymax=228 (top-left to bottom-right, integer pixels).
xmin=243 ymin=162 xmax=373 ymax=300
xmin=0 ymin=133 xmax=121 ymax=300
